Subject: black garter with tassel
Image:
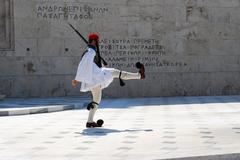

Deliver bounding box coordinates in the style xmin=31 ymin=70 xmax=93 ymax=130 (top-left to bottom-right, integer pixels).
xmin=119 ymin=71 xmax=125 ymax=87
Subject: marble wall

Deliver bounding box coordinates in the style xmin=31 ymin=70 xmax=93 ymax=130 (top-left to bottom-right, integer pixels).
xmin=1 ymin=0 xmax=240 ymax=98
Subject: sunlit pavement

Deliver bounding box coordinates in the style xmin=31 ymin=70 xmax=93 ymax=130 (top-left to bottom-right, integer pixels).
xmin=1 ymin=96 xmax=240 ymax=160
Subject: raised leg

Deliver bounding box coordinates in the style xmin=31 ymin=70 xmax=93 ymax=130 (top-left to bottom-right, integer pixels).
xmin=111 ymin=69 xmax=141 ymax=80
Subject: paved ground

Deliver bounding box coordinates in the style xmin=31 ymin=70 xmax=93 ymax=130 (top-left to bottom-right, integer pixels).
xmin=1 ymin=96 xmax=240 ymax=160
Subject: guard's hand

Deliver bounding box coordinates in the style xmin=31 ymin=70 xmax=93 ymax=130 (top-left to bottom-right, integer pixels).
xmin=72 ymin=79 xmax=78 ymax=87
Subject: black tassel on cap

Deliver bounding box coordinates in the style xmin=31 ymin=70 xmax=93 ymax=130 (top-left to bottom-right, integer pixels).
xmin=101 ymin=57 xmax=108 ymax=66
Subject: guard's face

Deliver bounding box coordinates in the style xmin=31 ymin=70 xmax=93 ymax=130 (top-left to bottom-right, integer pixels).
xmin=91 ymin=40 xmax=97 ymax=47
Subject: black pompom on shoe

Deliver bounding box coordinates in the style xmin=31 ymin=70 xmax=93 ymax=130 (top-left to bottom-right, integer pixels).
xmin=97 ymin=119 xmax=104 ymax=127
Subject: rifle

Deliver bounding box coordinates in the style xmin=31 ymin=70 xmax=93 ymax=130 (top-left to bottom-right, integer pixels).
xmin=68 ymin=23 xmax=125 ymax=86
xmin=68 ymin=23 xmax=108 ymax=67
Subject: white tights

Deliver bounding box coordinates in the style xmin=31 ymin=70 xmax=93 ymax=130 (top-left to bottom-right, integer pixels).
xmin=111 ymin=69 xmax=141 ymax=80
xmin=87 ymin=86 xmax=102 ymax=123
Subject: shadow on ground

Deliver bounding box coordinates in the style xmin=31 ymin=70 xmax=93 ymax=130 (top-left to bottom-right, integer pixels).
xmin=76 ymin=128 xmax=153 ymax=136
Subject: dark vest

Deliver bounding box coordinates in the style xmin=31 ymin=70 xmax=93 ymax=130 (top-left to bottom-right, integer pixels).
xmin=81 ymin=45 xmax=102 ymax=68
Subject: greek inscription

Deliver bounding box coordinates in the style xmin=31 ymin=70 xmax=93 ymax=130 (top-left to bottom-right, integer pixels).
xmin=36 ymin=3 xmax=110 ymax=20
xmin=99 ymin=38 xmax=187 ymax=69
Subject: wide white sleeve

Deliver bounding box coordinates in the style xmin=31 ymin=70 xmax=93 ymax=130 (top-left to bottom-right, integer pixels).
xmin=75 ymin=49 xmax=96 ymax=83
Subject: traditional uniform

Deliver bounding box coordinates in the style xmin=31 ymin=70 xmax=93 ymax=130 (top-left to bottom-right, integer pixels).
xmin=75 ymin=46 xmax=114 ymax=92
xmin=73 ymin=33 xmax=145 ymax=128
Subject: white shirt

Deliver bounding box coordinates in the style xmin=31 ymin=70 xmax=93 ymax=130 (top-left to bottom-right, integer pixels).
xmin=75 ymin=48 xmax=114 ymax=92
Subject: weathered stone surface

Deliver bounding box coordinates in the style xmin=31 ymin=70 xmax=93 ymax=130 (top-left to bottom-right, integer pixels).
xmin=8 ymin=75 xmax=80 ymax=97
xmin=1 ymin=0 xmax=240 ymax=97
xmin=0 ymin=0 xmax=14 ymax=50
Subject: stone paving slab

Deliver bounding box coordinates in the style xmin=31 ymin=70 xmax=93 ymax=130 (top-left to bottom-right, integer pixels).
xmin=0 ymin=105 xmax=78 ymax=116
xmin=0 ymin=96 xmax=240 ymax=160
xmin=0 ymin=97 xmax=88 ymax=116
xmin=167 ymin=153 xmax=240 ymax=160
xmin=0 ymin=97 xmax=90 ymax=108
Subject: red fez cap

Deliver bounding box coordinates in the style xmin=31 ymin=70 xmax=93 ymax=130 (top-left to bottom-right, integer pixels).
xmin=88 ymin=33 xmax=99 ymax=41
